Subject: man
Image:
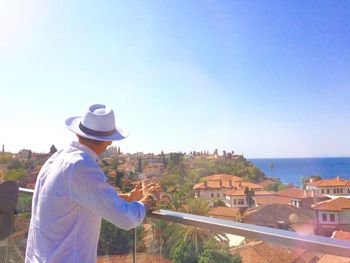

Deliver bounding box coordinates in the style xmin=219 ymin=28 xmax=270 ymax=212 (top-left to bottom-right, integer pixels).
xmin=25 ymin=104 xmax=160 ymax=263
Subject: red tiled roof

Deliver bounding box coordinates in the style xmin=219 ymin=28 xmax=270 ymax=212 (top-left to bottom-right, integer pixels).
xmin=317 ymin=253 xmax=350 ymax=263
xmin=306 ymin=177 xmax=350 ymax=187
xmin=242 ymin=204 xmax=315 ymax=224
xmin=254 ymin=195 xmax=292 ymax=205
xmin=193 ymin=181 xmax=233 ymax=189
xmin=312 ymin=197 xmax=350 ymax=211
xmin=232 ymin=241 xmax=305 ymax=263
xmin=236 ymin=181 xmax=262 ymax=190
xmin=316 ymin=230 xmax=350 ymax=262
xmin=202 ymin=173 xmax=242 ymax=182
xmin=276 ymin=188 xmax=315 ymax=199
xmin=256 ymin=180 xmax=274 ymax=188
xmin=208 ymin=207 xmax=241 ymax=219
xmin=225 ymin=189 xmax=274 ymax=196
xmin=97 ymin=253 xmax=171 ymax=263
xmin=332 ymin=230 xmax=350 ymax=241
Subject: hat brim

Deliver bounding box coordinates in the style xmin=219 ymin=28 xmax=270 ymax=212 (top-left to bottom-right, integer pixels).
xmin=65 ymin=116 xmax=128 ymax=141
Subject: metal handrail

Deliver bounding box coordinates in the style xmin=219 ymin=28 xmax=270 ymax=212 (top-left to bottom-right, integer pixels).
xmin=149 ymin=209 xmax=350 ymax=258
xmin=18 ymin=188 xmax=350 ymax=258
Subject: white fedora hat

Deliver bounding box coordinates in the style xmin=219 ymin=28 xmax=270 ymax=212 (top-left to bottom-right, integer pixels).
xmin=65 ymin=104 xmax=128 ymax=141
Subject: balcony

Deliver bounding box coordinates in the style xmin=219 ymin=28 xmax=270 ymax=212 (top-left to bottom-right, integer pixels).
xmin=1 ymin=187 xmax=350 ymax=262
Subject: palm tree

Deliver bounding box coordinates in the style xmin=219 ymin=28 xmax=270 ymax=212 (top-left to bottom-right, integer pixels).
xmin=269 ymin=163 xmax=274 ymax=177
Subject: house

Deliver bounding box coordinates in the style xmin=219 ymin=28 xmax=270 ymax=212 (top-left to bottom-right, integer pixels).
xmin=143 ymin=163 xmax=164 ymax=179
xmin=312 ymin=197 xmax=350 ymax=237
xmin=224 ymin=189 xmax=276 ymax=208
xmin=208 ymin=206 xmax=241 ymax=221
xmin=231 ymin=240 xmax=321 ymax=263
xmin=305 ymin=177 xmax=350 ymax=197
xmin=193 ymin=180 xmax=234 ymax=202
xmin=193 ymin=174 xmax=263 ymax=204
xmin=316 ymin=230 xmax=350 ymax=263
xmin=276 ymin=187 xmax=328 ymax=209
xmin=241 ymin=204 xmax=315 ymax=230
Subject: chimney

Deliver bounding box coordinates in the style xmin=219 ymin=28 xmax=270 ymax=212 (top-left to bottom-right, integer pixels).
xmin=309 ymin=178 xmax=313 ymax=183
xmin=229 ymin=180 xmax=232 ymax=188
xmin=238 ymin=181 xmax=242 ymax=188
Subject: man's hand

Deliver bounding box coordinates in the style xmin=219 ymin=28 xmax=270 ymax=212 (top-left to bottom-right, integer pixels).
xmin=128 ymin=183 xmax=143 ymax=201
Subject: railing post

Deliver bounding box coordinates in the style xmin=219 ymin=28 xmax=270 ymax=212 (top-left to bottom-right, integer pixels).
xmin=133 ymin=228 xmax=137 ymax=263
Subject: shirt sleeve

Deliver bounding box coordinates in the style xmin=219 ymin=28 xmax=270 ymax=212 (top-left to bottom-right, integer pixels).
xmin=68 ymin=158 xmax=146 ymax=230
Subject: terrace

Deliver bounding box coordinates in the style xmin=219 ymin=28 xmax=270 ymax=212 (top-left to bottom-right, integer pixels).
xmin=1 ymin=187 xmax=350 ymax=262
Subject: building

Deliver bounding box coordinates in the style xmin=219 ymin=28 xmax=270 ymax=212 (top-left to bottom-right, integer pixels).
xmin=312 ymin=197 xmax=350 ymax=237
xmin=224 ymin=189 xmax=275 ymax=208
xmin=305 ymin=177 xmax=350 ymax=197
xmin=276 ymin=187 xmax=328 ymax=209
xmin=208 ymin=206 xmax=241 ymax=221
xmin=241 ymin=204 xmax=315 ymax=230
xmin=143 ymin=163 xmax=164 ymax=179
xmin=231 ymin=240 xmax=321 ymax=263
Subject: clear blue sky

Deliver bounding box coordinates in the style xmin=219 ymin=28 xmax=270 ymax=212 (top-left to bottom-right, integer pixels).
xmin=0 ymin=0 xmax=349 ymax=158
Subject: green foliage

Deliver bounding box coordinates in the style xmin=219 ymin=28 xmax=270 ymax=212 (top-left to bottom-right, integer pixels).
xmin=5 ymin=168 xmax=28 ymax=181
xmin=263 ymin=181 xmax=286 ymax=192
xmin=171 ymin=242 xmax=197 ymax=263
xmin=300 ymin=175 xmax=322 ymax=188
xmin=244 ymin=187 xmax=255 ymax=207
xmin=16 ymin=192 xmax=33 ymax=213
xmin=198 ymin=240 xmax=242 ymax=263
xmin=97 ymin=219 xmax=132 ymax=255
xmin=8 ymin=159 xmax=25 ymax=170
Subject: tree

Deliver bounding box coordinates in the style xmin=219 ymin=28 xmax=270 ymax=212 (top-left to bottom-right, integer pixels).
xmin=244 ymin=187 xmax=255 ymax=207
xmin=5 ymin=169 xmax=28 ymax=181
xmin=171 ymin=242 xmax=197 ymax=263
xmin=50 ymin=144 xmax=57 ymax=154
xmin=268 ymin=163 xmax=274 ymax=177
xmin=214 ymin=149 xmax=218 ymax=156
xmin=137 ymin=157 xmax=143 ymax=173
xmin=98 ymin=219 xmax=132 ymax=255
xmin=264 ymin=181 xmax=286 ymax=192
xmin=198 ymin=240 xmax=242 ymax=263
xmin=27 ymin=150 xmax=32 ymax=160
xmin=300 ymin=175 xmax=322 ymax=189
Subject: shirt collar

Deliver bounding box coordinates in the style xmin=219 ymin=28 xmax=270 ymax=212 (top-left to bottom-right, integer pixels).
xmin=70 ymin=141 xmax=99 ymax=162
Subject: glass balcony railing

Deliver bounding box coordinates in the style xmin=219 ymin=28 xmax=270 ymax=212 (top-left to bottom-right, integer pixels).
xmin=1 ymin=187 xmax=350 ymax=263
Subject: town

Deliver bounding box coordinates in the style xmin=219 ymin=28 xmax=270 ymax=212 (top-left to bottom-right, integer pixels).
xmin=1 ymin=144 xmax=350 ymax=262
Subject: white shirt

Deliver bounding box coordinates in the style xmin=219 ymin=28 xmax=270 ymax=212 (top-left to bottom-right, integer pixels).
xmin=25 ymin=141 xmax=146 ymax=263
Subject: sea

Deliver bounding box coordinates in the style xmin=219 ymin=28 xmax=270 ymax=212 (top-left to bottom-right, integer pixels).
xmin=249 ymin=157 xmax=350 ymax=188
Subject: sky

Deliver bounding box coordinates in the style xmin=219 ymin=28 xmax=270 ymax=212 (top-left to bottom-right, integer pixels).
xmin=0 ymin=0 xmax=349 ymax=158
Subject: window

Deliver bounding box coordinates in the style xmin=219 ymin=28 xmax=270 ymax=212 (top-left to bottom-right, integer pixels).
xmin=238 ymin=199 xmax=244 ymax=205
xmin=327 ymin=189 xmax=330 ymax=194
xmin=330 ymin=214 xmax=335 ymax=222
xmin=322 ymin=213 xmax=327 ymax=221
xmin=217 ymin=193 xmax=220 ymax=198
xmin=341 ymin=188 xmax=343 ymax=193
xmin=233 ymin=199 xmax=237 ymax=205
xmin=211 ymin=193 xmax=214 ymax=198
xmin=321 ymin=189 xmax=324 ymax=194
xmin=333 ymin=188 xmax=336 ymax=194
